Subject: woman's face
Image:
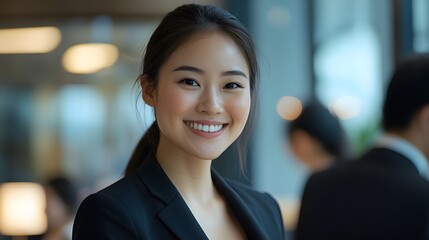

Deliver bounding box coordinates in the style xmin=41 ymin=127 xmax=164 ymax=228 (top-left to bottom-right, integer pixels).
xmin=147 ymin=31 xmax=250 ymax=161
xmin=289 ymin=129 xmax=334 ymax=172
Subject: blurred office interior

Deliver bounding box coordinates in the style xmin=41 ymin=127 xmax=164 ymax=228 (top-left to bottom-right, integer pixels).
xmin=0 ymin=0 xmax=428 ymax=235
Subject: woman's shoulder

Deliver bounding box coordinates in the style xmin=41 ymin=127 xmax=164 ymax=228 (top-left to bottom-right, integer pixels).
xmin=76 ymin=172 xmax=150 ymax=217
xmin=96 ymin=173 xmax=141 ymax=198
xmin=73 ymin=173 xmax=152 ymax=239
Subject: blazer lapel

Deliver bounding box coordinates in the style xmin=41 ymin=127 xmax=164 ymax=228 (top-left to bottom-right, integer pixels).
xmin=137 ymin=152 xmax=208 ymax=240
xmin=157 ymin=195 xmax=208 ymax=239
xmin=211 ymin=170 xmax=270 ymax=240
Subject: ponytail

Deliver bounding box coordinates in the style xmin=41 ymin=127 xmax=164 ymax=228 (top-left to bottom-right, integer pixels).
xmin=124 ymin=121 xmax=160 ymax=176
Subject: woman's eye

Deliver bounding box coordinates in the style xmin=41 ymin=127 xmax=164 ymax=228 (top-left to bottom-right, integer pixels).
xmin=180 ymin=79 xmax=199 ymax=86
xmin=224 ymin=82 xmax=242 ymax=89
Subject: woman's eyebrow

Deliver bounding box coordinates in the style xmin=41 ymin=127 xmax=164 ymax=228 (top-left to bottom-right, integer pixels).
xmin=173 ymin=65 xmax=204 ymax=74
xmin=222 ymin=70 xmax=247 ymax=79
xmin=173 ymin=65 xmax=247 ymax=78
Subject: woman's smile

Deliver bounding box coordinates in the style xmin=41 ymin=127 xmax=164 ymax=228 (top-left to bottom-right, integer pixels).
xmin=184 ymin=120 xmax=227 ymax=138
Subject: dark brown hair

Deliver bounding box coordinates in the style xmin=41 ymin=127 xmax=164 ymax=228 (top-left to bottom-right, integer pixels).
xmin=125 ymin=4 xmax=259 ymax=176
xmin=382 ymin=54 xmax=429 ymax=131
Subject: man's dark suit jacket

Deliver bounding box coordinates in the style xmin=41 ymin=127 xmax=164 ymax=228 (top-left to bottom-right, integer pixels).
xmin=73 ymin=152 xmax=285 ymax=239
xmin=296 ymin=147 xmax=429 ymax=240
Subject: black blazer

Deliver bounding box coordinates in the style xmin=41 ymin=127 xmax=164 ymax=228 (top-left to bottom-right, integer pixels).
xmin=73 ymin=152 xmax=285 ymax=240
xmin=296 ymin=147 xmax=429 ymax=240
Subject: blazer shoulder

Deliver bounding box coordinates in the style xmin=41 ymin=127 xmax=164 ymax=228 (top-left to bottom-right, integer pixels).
xmin=303 ymin=152 xmax=429 ymax=203
xmin=305 ymin=161 xmax=352 ymax=185
xmin=73 ymin=191 xmax=140 ymax=240
xmin=97 ymin=173 xmax=142 ymax=198
xmin=73 ymin=173 xmax=150 ymax=240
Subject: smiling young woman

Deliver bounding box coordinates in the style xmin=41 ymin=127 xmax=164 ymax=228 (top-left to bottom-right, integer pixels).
xmin=72 ymin=4 xmax=285 ymax=240
xmin=149 ymin=31 xmax=251 ymax=164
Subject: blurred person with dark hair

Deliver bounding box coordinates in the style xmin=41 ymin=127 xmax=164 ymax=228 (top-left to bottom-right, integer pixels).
xmin=43 ymin=176 xmax=77 ymax=240
xmin=296 ymin=54 xmax=429 ymax=240
xmin=287 ymin=99 xmax=349 ymax=173
xmin=280 ymin=99 xmax=350 ymax=232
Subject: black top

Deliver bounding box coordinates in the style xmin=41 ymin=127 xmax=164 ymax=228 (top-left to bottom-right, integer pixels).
xmin=296 ymin=147 xmax=429 ymax=240
xmin=73 ymin=152 xmax=285 ymax=239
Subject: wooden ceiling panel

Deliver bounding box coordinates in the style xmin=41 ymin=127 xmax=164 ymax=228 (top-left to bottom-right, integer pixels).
xmin=0 ymin=0 xmax=224 ymax=18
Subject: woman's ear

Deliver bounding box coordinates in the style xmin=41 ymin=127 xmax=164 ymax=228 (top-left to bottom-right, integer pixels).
xmin=140 ymin=74 xmax=156 ymax=106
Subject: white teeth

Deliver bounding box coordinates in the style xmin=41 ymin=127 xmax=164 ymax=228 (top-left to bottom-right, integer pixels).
xmin=186 ymin=122 xmax=223 ymax=133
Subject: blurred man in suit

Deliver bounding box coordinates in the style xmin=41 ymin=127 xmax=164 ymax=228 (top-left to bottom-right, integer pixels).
xmin=296 ymin=54 xmax=429 ymax=240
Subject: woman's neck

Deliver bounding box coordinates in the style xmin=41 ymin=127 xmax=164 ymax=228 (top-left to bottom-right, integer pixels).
xmin=156 ymin=140 xmax=216 ymax=205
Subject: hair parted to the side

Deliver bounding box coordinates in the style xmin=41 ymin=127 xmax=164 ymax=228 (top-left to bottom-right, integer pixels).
xmin=125 ymin=4 xmax=259 ymax=176
xmin=382 ymin=54 xmax=429 ymax=131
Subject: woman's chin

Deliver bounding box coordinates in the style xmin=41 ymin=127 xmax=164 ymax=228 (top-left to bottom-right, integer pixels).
xmin=194 ymin=151 xmax=224 ymax=161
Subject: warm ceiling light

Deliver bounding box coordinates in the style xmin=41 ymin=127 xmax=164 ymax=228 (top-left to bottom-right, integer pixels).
xmin=277 ymin=96 xmax=303 ymax=120
xmin=0 ymin=182 xmax=47 ymax=236
xmin=330 ymin=95 xmax=361 ymax=119
xmin=0 ymin=27 xmax=61 ymax=54
xmin=62 ymin=43 xmax=119 ymax=74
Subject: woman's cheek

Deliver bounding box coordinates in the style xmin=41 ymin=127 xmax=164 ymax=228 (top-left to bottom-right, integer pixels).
xmin=163 ymin=89 xmax=192 ymax=113
xmin=228 ymin=93 xmax=251 ymax=124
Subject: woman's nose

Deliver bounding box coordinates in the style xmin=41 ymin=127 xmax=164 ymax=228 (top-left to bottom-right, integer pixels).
xmin=196 ymin=87 xmax=224 ymax=115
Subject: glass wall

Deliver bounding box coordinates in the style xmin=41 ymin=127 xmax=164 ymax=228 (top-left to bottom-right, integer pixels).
xmin=313 ymin=0 xmax=392 ymax=152
xmin=0 ymin=18 xmax=159 ymax=189
xmin=413 ymin=0 xmax=429 ymax=52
